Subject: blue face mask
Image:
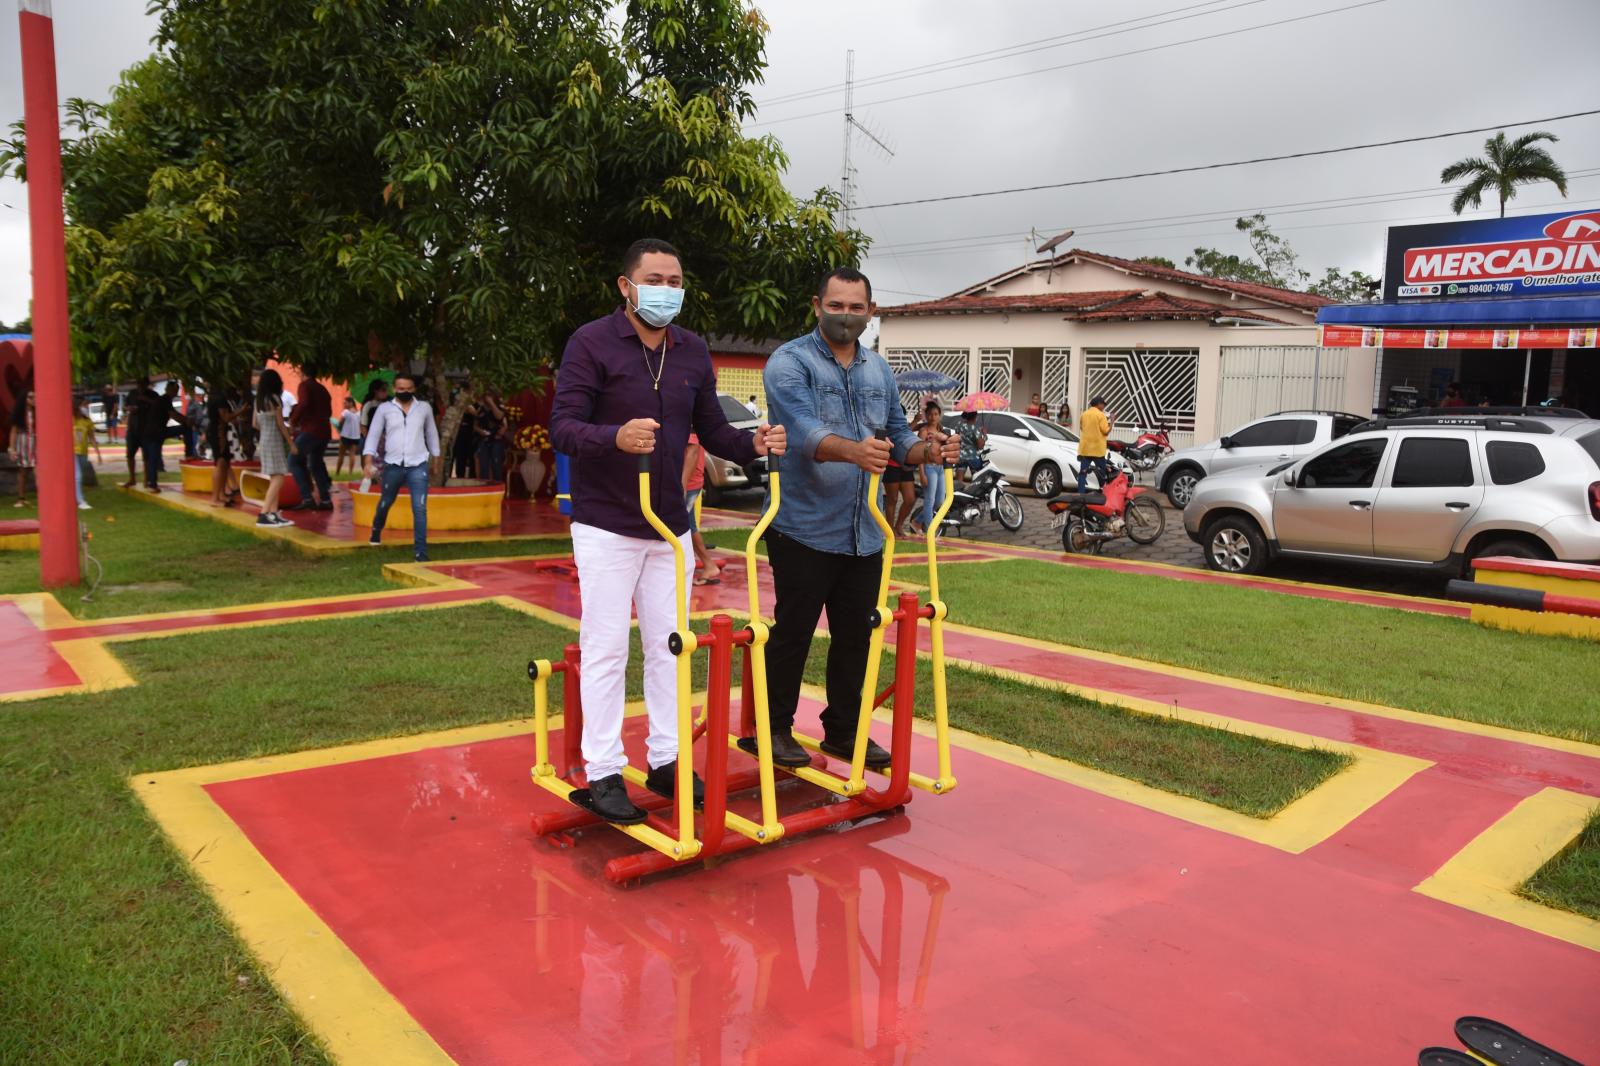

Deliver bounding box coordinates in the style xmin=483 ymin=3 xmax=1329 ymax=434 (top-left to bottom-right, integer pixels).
xmin=625 ymin=279 xmax=684 ymax=328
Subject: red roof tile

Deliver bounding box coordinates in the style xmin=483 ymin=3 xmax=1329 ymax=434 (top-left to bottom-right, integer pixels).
xmin=879 ymin=290 xmax=1145 ymax=316
xmin=948 ymin=249 xmax=1334 ymax=312
xmin=1074 ymin=291 xmax=1281 ymax=322
xmin=880 ymin=288 xmax=1282 ymax=323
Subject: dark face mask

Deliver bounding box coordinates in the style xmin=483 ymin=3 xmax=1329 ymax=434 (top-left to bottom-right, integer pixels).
xmin=819 ymin=311 xmax=871 ymax=346
xmin=395 ymin=391 xmax=414 ymax=403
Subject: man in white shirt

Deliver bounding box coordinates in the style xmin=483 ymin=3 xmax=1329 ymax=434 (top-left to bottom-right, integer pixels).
xmin=361 ymin=372 xmax=441 ymax=561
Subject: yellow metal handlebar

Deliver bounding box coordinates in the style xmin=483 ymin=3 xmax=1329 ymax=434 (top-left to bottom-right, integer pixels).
xmin=636 ymin=453 xmax=699 ymax=857
xmin=741 ymin=452 xmax=784 ymax=839
xmin=845 ymin=431 xmax=898 ymax=794
xmin=922 ymin=461 xmax=958 ymax=793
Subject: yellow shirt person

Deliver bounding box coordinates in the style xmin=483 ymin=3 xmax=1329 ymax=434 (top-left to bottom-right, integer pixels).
xmin=1078 ymin=403 xmax=1111 ymax=458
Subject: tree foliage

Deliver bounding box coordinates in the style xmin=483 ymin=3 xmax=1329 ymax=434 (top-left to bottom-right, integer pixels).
xmin=1441 ymin=130 xmax=1568 ymax=218
xmin=1183 ymin=213 xmax=1376 ymax=302
xmin=1 ymin=0 xmax=862 ymax=404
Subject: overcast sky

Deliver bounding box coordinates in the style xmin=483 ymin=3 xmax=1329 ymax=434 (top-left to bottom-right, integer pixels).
xmin=2 ymin=0 xmax=1599 ymax=323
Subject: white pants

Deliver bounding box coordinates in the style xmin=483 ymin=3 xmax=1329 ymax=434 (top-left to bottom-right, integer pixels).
xmin=570 ymin=522 xmax=693 ymax=780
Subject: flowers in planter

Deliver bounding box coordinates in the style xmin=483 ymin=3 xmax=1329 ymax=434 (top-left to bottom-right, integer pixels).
xmin=515 ymin=423 xmax=550 ymax=453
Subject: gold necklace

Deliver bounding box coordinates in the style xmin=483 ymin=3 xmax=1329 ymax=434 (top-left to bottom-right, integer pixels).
xmin=641 ymin=339 xmax=667 ymax=391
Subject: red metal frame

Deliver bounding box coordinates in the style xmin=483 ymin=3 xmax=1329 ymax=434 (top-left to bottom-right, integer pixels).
xmin=530 ymin=591 xmax=931 ymax=882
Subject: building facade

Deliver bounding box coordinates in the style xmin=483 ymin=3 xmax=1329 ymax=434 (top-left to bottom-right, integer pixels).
xmin=877 ymin=250 xmax=1368 ymax=449
xmin=1318 ymin=207 xmax=1600 ymax=417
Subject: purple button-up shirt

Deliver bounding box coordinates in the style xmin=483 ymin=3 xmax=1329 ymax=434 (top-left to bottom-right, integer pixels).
xmin=551 ymin=307 xmax=759 ymax=540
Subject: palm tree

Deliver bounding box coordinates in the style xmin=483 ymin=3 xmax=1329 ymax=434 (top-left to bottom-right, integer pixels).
xmin=1441 ymin=131 xmax=1569 ymax=218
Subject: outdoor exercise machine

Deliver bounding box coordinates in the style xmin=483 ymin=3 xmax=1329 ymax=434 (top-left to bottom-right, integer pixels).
xmin=527 ymin=435 xmax=959 ymax=882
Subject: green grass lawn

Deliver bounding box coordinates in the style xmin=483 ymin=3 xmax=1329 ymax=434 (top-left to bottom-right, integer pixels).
xmin=0 ymin=599 xmax=1350 ymax=1062
xmin=0 ymin=485 xmax=571 ymax=620
xmin=891 ymin=559 xmax=1600 ymax=744
xmin=1521 ymin=809 xmax=1600 ymax=922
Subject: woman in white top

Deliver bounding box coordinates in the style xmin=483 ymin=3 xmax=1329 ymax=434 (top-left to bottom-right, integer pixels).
xmin=335 ymin=396 xmax=363 ymax=474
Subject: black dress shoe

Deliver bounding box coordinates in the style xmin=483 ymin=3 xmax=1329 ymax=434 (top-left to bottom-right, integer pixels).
xmin=284 ymin=500 xmax=313 ymax=511
xmin=577 ymin=774 xmax=647 ymax=824
xmin=314 ymin=501 xmax=334 ymax=511
xmin=819 ymin=735 xmax=892 ymax=769
xmin=737 ymin=732 xmax=812 ymax=767
xmin=645 ymin=760 xmax=705 ymax=806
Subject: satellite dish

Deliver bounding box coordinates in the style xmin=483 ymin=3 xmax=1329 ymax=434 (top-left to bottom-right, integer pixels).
xmin=1035 ymin=228 xmax=1075 ymax=255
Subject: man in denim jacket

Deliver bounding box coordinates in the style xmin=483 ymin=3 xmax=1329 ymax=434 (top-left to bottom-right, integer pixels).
xmin=751 ymin=268 xmax=960 ymax=769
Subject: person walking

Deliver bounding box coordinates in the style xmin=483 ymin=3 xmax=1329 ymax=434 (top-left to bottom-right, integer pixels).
xmin=752 ymin=267 xmax=958 ymax=770
xmin=334 ymin=396 xmax=363 ymax=475
xmin=9 ymin=388 xmax=35 ymax=508
xmin=135 ymin=380 xmax=186 ymax=492
xmin=1075 ymin=395 xmax=1113 ymax=493
xmin=72 ymin=397 xmax=101 ymax=510
xmin=286 ymin=373 xmax=334 ymax=510
xmin=549 ymin=237 xmax=784 ymax=824
xmin=252 ymin=369 xmax=297 ymax=526
xmin=362 ymin=372 xmax=440 ymax=561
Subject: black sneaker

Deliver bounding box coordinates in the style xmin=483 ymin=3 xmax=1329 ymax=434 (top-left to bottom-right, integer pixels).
xmin=820 ymin=735 xmax=892 ymax=769
xmin=269 ymin=513 xmax=295 ymax=528
xmin=285 ymin=500 xmax=314 ymax=511
xmin=645 ymin=760 xmax=705 ymax=807
xmin=415 ymin=551 xmax=430 ymax=563
xmin=255 ymin=513 xmax=275 ymax=527
xmin=368 ymin=532 xmax=381 ymax=546
xmin=737 ymin=731 xmax=811 ymax=768
xmin=578 ymin=774 xmax=647 ymax=824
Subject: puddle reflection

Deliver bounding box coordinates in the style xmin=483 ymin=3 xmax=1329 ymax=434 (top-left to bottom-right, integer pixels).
xmin=531 ymin=819 xmax=951 ymax=1064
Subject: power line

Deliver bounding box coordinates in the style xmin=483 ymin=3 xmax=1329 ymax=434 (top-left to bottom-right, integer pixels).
xmin=746 ymin=0 xmax=1385 ymax=129
xmin=756 ymin=0 xmax=1259 ymax=108
xmin=867 ymin=190 xmax=1600 ymax=266
xmin=869 ymin=167 xmax=1600 ymax=255
xmin=852 ymin=109 xmax=1600 ymax=211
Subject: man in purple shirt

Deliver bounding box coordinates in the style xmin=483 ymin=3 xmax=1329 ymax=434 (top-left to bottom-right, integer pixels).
xmin=550 ymin=238 xmax=786 ymax=825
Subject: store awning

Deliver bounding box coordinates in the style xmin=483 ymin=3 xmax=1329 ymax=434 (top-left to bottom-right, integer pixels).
xmin=1317 ymin=296 xmax=1600 ymax=326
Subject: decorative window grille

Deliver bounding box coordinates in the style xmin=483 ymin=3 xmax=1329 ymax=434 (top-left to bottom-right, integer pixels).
xmin=978 ymin=349 xmax=1013 ymax=403
xmin=1083 ymin=349 xmax=1198 ymax=434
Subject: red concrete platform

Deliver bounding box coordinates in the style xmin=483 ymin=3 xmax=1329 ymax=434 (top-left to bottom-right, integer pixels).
xmin=202 ymin=715 xmax=1600 ymax=1064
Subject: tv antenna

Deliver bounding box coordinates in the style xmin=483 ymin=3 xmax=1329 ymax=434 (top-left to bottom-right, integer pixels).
xmin=839 ymin=49 xmax=894 ymax=229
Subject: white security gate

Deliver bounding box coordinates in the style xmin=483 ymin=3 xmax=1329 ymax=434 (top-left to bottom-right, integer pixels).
xmin=1217 ymin=346 xmax=1348 ymax=432
xmin=1042 ymin=349 xmax=1071 ymax=412
xmin=979 ymin=349 xmax=1013 ymax=404
xmin=1084 ymin=348 xmax=1199 ymax=448
xmin=883 ymin=348 xmax=970 ymax=415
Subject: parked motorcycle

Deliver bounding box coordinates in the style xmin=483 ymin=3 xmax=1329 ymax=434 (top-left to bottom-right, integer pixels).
xmin=1106 ymin=425 xmax=1174 ymax=473
xmin=1046 ymin=469 xmax=1165 ymax=553
xmin=937 ymin=449 xmax=1024 ymax=535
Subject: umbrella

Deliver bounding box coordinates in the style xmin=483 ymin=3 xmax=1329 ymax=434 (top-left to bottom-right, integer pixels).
xmin=893 ymin=368 xmax=962 ymax=392
xmin=955 ymin=391 xmax=1009 ymax=412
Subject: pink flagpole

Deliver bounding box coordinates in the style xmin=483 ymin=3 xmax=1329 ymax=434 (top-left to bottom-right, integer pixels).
xmin=17 ymin=0 xmax=80 ymax=586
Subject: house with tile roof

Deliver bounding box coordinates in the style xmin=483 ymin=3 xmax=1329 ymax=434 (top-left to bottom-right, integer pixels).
xmin=877 ymin=249 xmax=1374 ymax=449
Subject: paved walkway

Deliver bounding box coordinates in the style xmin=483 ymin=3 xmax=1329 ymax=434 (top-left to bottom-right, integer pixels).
xmin=102 ymin=551 xmax=1598 ymax=1065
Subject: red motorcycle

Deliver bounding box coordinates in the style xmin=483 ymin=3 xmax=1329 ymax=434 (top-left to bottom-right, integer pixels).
xmin=1046 ymin=470 xmax=1165 ymax=553
xmin=1106 ymin=425 xmax=1174 ymax=473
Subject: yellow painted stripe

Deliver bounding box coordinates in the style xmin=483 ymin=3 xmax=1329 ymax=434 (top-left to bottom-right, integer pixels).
xmin=1415 ymin=788 xmax=1600 ymax=952
xmin=798 ymin=677 xmax=1430 ymax=854
xmin=938 ymin=620 xmax=1600 ymax=758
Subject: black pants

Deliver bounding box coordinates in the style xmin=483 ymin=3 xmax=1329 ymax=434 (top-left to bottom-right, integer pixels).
xmin=763 ymin=531 xmax=883 ymax=739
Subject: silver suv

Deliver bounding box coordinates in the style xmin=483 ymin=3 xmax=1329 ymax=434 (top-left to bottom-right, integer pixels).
xmin=1183 ymin=415 xmax=1600 ymax=576
xmin=1154 ymin=410 xmax=1367 ymax=508
xmin=703 ymin=393 xmax=768 ymax=503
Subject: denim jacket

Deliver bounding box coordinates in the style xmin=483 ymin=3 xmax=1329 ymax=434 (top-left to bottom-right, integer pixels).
xmin=763 ymin=329 xmax=918 ymax=556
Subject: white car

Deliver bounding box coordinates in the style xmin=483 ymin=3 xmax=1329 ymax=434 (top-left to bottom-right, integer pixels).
xmin=975 ymin=411 xmax=1127 ymax=497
